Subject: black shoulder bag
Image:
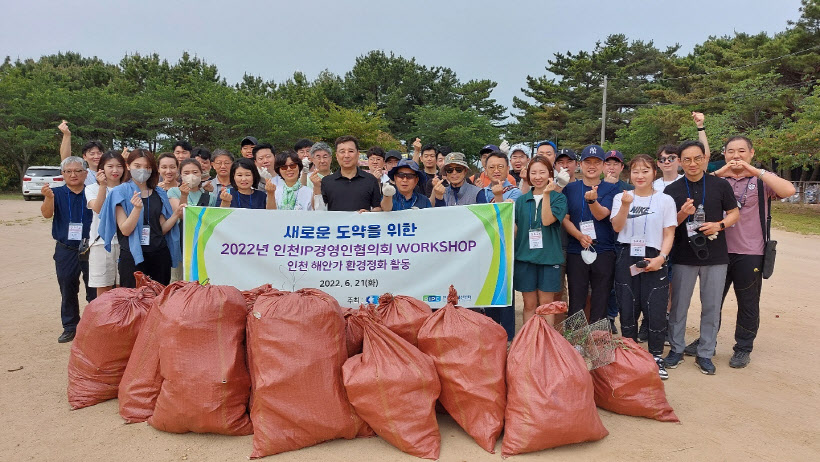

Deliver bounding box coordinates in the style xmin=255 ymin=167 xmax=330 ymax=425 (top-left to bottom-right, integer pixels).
xmin=758 ymin=179 xmax=776 ymax=279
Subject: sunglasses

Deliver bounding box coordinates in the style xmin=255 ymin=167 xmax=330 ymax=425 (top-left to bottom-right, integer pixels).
xmin=279 ymin=163 xmax=299 ymax=171
xmin=444 ymin=166 xmax=466 ymax=174
xmin=395 ymin=172 xmax=418 ymax=180
xmin=658 ymin=155 xmax=678 ymax=164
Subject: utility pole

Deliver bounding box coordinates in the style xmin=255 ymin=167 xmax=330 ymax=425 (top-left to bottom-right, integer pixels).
xmin=600 ymin=75 xmax=607 ymax=146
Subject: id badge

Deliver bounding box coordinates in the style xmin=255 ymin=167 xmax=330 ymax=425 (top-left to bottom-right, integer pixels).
xmin=528 ymin=230 xmax=543 ymax=249
xmin=630 ymin=237 xmax=646 ymax=257
xmin=68 ymin=222 xmax=82 ymax=241
xmin=140 ymin=226 xmax=150 ymax=246
xmin=686 ymin=222 xmax=698 ymax=237
xmin=580 ymin=220 xmax=597 ymax=240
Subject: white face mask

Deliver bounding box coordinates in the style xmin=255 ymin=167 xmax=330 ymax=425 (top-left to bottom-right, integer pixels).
xmin=581 ymin=246 xmax=597 ymax=265
xmin=130 ymin=168 xmax=151 ymax=184
xmin=182 ymin=173 xmax=201 ymax=189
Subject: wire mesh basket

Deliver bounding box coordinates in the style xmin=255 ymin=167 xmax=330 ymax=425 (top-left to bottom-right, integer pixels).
xmin=555 ymin=310 xmax=616 ymax=370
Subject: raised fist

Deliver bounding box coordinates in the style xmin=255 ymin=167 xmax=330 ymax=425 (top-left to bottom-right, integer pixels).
xmin=58 ymin=120 xmax=70 ymax=135
xmin=382 ymin=183 xmax=396 ymax=197
xmin=41 ymin=184 xmax=54 ymax=198
xmin=499 ymin=140 xmax=510 ymax=154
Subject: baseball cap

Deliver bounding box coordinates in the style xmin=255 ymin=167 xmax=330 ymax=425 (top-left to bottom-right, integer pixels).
xmin=537 ymin=141 xmax=557 ymax=152
xmin=580 ymin=145 xmax=606 ymax=162
xmin=605 ymin=150 xmax=624 ymax=163
xmin=240 ymin=136 xmax=258 ymax=147
xmin=385 ymin=150 xmax=403 ymax=161
xmin=443 ymin=152 xmax=470 ymax=169
xmin=388 ymin=159 xmax=428 ymax=184
xmin=555 ymin=148 xmax=577 ymax=162
xmin=479 ymin=144 xmax=499 ymax=155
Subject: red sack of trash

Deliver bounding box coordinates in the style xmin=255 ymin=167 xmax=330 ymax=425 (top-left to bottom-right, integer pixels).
xmin=248 ymin=288 xmax=360 ymax=458
xmin=503 ymin=302 xmax=608 ymax=456
xmin=118 ymin=281 xmax=187 ymax=423
xmin=67 ymin=285 xmax=157 ymax=409
xmin=417 ymin=286 xmax=507 ymax=453
xmin=376 ymin=293 xmax=431 ymax=346
xmin=343 ymin=304 xmax=380 ymax=357
xmin=147 ymin=282 xmax=252 ymax=435
xmin=591 ymin=337 xmax=679 ymax=422
xmin=241 ymin=283 xmax=272 ymax=309
xmin=343 ymin=315 xmax=441 ymax=460
xmin=134 ymin=271 xmax=165 ymax=295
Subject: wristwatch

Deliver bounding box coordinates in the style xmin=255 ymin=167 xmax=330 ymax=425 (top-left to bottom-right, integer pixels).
xmin=660 ymin=253 xmax=669 ymax=263
xmin=719 ymin=222 xmax=725 ymax=230
xmin=758 ymin=169 xmax=767 ymax=179
xmin=586 ymin=199 xmax=595 ymax=204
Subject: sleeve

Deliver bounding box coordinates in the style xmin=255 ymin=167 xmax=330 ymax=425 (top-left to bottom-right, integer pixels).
xmin=167 ymin=187 xmax=181 ymax=200
xmin=598 ymin=183 xmax=617 ymax=211
xmin=435 ymin=197 xmax=446 ymax=207
xmin=320 ymin=176 xmax=330 ymax=206
xmin=298 ymin=187 xmax=313 ymax=211
xmin=550 ymin=191 xmax=568 ymax=223
xmin=662 ymin=194 xmax=678 ymax=228
xmin=513 ymin=197 xmax=521 ymax=225
xmin=611 ymin=192 xmax=623 ymax=218
xmin=84 ymin=184 xmax=98 ymax=205
xmin=507 ymin=187 xmax=522 ymax=202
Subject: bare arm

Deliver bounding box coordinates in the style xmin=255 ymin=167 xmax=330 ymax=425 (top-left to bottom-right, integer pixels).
xmin=589 ymin=200 xmax=611 ymax=221
xmin=58 ymin=120 xmax=71 ymax=161
xmin=540 ymin=193 xmax=556 ymax=226
xmin=40 ymin=186 xmax=54 ymax=218
xmin=88 ymin=185 xmax=107 ymax=214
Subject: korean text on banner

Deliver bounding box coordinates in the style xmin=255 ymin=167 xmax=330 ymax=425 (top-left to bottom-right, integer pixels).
xmin=183 ymin=204 xmax=513 ymax=308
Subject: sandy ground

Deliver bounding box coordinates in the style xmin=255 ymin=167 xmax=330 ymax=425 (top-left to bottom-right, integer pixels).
xmin=1 ymin=198 xmax=818 ymax=462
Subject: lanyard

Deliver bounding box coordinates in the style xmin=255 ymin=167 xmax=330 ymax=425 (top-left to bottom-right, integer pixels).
xmin=629 ymin=192 xmax=653 ymax=239
xmin=239 ymin=191 xmax=254 ymax=209
xmin=396 ymin=193 xmax=418 ymax=210
xmin=683 ymin=176 xmax=706 ymax=222
xmin=143 ymin=191 xmax=150 ymax=225
xmin=735 ymin=177 xmax=753 ymax=208
xmin=66 ymin=190 xmax=80 ymax=223
xmin=530 ymin=195 xmax=543 ymax=229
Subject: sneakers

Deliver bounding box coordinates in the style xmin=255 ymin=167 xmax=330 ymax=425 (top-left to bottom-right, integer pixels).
xmin=57 ymin=330 xmax=76 ymax=343
xmin=695 ymin=356 xmax=716 ymax=375
xmin=608 ymin=317 xmax=618 ymax=335
xmin=683 ymin=338 xmax=699 ymax=356
xmin=729 ymin=351 xmax=751 ymax=368
xmin=637 ymin=322 xmax=648 ymax=343
xmin=654 ymin=355 xmax=669 ymax=380
xmin=663 ymin=351 xmax=684 ymax=369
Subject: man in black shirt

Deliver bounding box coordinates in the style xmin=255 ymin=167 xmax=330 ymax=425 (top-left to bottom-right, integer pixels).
xmin=663 ymin=141 xmax=739 ymax=375
xmin=320 ymin=136 xmax=382 ymax=212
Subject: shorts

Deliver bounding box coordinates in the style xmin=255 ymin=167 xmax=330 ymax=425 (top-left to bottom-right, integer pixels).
xmin=88 ymin=243 xmax=120 ymax=288
xmin=513 ymin=260 xmax=561 ymax=293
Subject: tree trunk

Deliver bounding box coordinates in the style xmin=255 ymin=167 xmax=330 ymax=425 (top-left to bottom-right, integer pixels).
xmin=810 ymin=164 xmax=819 ymax=181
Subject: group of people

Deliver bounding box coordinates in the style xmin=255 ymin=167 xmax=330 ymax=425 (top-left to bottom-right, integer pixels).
xmin=44 ymin=115 xmax=794 ymax=382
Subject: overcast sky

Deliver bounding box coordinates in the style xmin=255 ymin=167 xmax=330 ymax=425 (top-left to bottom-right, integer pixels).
xmin=0 ymin=0 xmax=805 ymax=117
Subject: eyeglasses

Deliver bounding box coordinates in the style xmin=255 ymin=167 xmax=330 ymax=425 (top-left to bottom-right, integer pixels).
xmin=658 ymin=155 xmax=678 ymax=164
xmin=62 ymin=170 xmax=86 ymax=176
xmin=395 ymin=172 xmax=418 ymax=180
xmin=280 ymin=163 xmax=299 ymax=171
xmin=213 ymin=161 xmax=232 ymax=166
xmin=681 ymin=156 xmax=704 ymax=165
xmin=444 ymin=166 xmax=465 ymax=174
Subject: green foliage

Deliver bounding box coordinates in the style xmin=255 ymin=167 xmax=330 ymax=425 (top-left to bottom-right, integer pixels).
xmin=410 ymin=105 xmax=501 ymax=162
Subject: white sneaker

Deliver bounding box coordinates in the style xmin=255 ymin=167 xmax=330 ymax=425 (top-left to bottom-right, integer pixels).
xmin=655 ymin=355 xmax=669 ymax=380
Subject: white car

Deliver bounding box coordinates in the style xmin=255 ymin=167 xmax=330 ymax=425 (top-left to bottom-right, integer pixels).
xmin=22 ymin=166 xmax=65 ymax=200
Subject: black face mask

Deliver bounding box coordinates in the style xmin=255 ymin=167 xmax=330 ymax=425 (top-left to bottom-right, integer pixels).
xmin=689 ymin=232 xmax=710 ymax=260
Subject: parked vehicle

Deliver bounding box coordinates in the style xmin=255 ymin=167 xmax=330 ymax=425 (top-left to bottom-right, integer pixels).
xmin=22 ymin=166 xmax=64 ymax=200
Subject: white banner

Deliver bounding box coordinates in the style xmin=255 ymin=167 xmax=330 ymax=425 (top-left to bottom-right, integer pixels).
xmin=183 ymin=203 xmax=513 ymax=308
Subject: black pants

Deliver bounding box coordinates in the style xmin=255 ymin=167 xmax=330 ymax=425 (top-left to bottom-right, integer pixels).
xmin=614 ymin=244 xmax=669 ymax=356
xmin=54 ymin=242 xmax=95 ymax=331
xmin=118 ymin=246 xmax=172 ymax=288
xmin=484 ymin=297 xmax=516 ymax=341
xmin=566 ymin=250 xmax=615 ymax=323
xmin=721 ymin=253 xmax=763 ymax=353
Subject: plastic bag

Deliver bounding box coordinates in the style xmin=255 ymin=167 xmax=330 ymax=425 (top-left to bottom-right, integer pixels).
xmin=67 ymin=285 xmax=156 ymax=409
xmin=241 ymin=283 xmax=272 ymax=309
xmin=248 ymin=288 xmax=359 ymax=458
xmin=591 ymin=337 xmax=679 ymax=422
xmin=376 ymin=293 xmax=431 ymax=346
xmin=503 ymin=302 xmax=608 ymax=456
xmin=417 ymin=286 xmax=507 ymax=453
xmin=118 ymin=281 xmax=187 ymax=423
xmin=134 ymin=271 xmax=165 ymax=295
xmin=343 ymin=316 xmax=441 ymax=460
xmin=147 ymin=282 xmax=252 ymax=435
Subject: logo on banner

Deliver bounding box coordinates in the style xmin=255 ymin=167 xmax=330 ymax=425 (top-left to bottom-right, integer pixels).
xmin=423 ymin=295 xmax=442 ymax=302
xmin=365 ymin=295 xmax=379 ymax=304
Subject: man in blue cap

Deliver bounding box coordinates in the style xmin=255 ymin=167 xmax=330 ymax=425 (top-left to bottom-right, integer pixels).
xmin=561 ymin=145 xmax=619 ymax=323
xmin=380 ymin=159 xmax=432 ymax=211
